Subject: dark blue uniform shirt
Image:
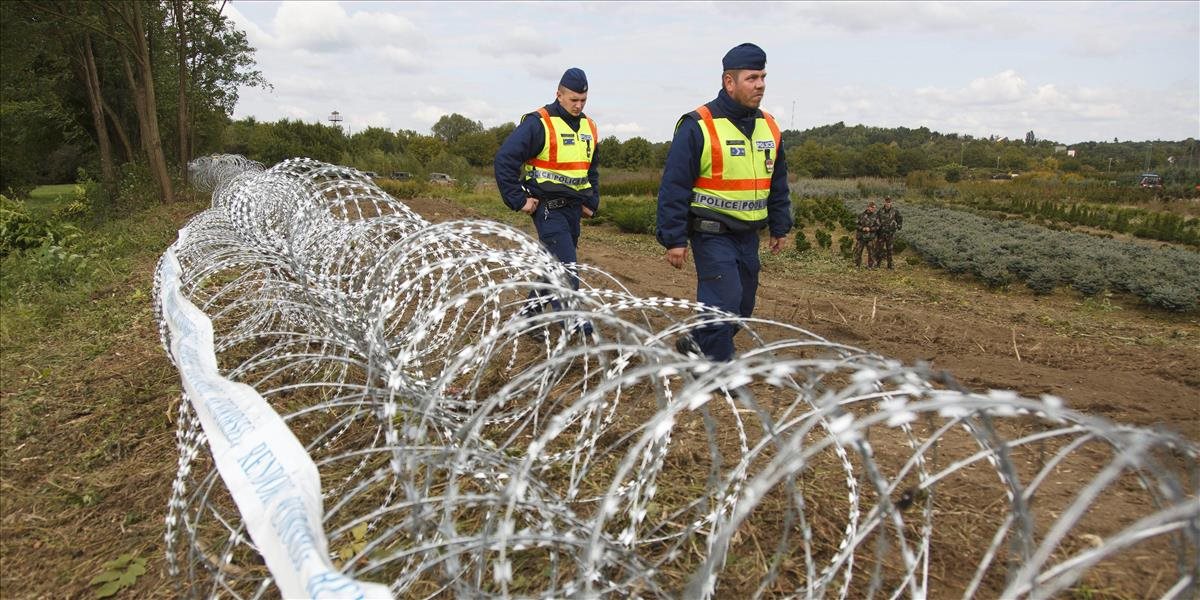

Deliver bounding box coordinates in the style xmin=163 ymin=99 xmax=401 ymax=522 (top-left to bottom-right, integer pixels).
xmin=494 ymin=101 xmax=601 ymax=213
xmin=656 ymin=88 xmax=792 ymax=249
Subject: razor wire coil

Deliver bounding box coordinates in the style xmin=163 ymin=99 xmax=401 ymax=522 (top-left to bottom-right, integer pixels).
xmin=156 ymin=155 xmax=1200 ymax=599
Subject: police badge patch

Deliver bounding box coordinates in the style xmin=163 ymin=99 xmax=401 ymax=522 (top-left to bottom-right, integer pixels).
xmin=730 ymin=147 xmax=746 ymax=157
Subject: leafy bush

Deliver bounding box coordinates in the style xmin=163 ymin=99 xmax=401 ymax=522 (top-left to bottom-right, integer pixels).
xmin=114 ymin=162 xmax=159 ymax=211
xmin=609 ymin=200 xmax=657 ymax=234
xmin=855 ymin=178 xmax=905 ymax=199
xmin=791 ymin=178 xmax=861 ymax=200
xmin=0 ymin=195 xmax=96 ymax=287
xmin=377 ymin=179 xmax=433 ymax=199
xmin=905 ymin=170 xmax=946 ymax=197
xmin=897 ymin=203 xmax=1200 ymax=311
xmin=1070 ymin=265 xmax=1107 ymax=296
xmin=838 ymin=236 xmax=853 ymax=258
xmin=814 ymin=228 xmax=832 ymax=249
xmin=1 ymin=195 xmax=81 ymax=255
xmin=793 ymin=230 xmax=812 ymax=253
xmin=793 ymin=196 xmax=856 ymax=232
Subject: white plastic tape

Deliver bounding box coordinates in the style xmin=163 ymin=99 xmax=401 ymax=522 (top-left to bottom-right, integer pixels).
xmin=159 ymin=244 xmax=392 ymax=600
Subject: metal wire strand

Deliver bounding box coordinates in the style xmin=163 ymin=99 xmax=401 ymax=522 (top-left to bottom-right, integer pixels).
xmin=156 ymin=155 xmax=1199 ymax=599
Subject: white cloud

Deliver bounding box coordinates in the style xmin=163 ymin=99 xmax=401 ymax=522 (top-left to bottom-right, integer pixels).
xmin=228 ymin=1 xmax=1198 ymax=146
xmin=412 ymin=105 xmax=450 ymax=126
xmin=278 ymin=105 xmax=312 ymax=120
xmin=375 ymin=46 xmax=421 ymax=72
xmin=795 ymin=1 xmax=1017 ymax=34
xmin=272 ymin=1 xmax=354 ymax=52
xmin=917 ymin=70 xmax=1028 ymax=106
xmin=479 ymin=26 xmax=561 ymax=56
xmin=351 ymin=111 xmax=393 ymax=130
xmin=1067 ymin=32 xmax=1128 ymax=58
xmin=607 ymin=122 xmax=644 ymax=136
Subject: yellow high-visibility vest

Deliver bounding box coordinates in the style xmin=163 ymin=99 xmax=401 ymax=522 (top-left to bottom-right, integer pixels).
xmin=523 ymin=107 xmax=598 ymax=191
xmin=690 ymin=105 xmax=781 ymax=222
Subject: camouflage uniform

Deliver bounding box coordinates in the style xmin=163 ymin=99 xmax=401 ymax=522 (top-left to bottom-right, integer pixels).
xmin=853 ymin=206 xmax=879 ymax=268
xmin=874 ymin=203 xmax=903 ymax=269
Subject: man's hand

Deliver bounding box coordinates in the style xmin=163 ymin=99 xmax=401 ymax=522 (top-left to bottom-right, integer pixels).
xmin=666 ymin=246 xmax=688 ymax=269
xmin=582 ymin=206 xmax=594 ymax=218
xmin=769 ymin=236 xmax=786 ymax=254
xmin=521 ymin=197 xmax=539 ymax=214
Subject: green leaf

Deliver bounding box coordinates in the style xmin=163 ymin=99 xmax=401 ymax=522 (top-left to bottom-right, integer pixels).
xmin=103 ymin=553 xmax=135 ymax=569
xmin=94 ymin=580 xmax=122 ymax=598
xmin=89 ymin=570 xmax=121 ymax=585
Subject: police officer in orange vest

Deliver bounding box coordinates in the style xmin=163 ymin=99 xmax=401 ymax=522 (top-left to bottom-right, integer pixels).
xmin=656 ymin=44 xmax=792 ymax=361
xmin=494 ymin=68 xmax=600 ymax=337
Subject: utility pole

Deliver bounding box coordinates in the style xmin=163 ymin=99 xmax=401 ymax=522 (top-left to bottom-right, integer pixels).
xmin=791 ymin=100 xmax=795 ymax=129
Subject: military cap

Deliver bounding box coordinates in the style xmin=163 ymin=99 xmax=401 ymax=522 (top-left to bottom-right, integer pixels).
xmin=722 ymin=43 xmax=767 ymax=70
xmin=559 ymin=67 xmax=588 ymax=93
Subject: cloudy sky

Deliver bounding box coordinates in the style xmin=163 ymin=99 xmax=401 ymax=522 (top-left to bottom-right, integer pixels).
xmin=225 ymin=1 xmax=1198 ymax=145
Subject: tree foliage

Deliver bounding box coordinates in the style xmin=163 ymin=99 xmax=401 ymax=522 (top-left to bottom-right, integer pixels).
xmin=3 ymin=0 xmax=264 ymax=205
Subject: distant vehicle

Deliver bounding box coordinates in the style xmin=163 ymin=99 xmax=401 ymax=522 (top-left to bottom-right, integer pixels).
xmin=990 ymin=173 xmax=1011 ymax=180
xmin=363 ymin=171 xmax=378 ymax=179
xmin=429 ymin=172 xmax=456 ymax=185
xmin=1139 ymin=173 xmax=1163 ymax=188
xmin=391 ymin=171 xmax=413 ymax=180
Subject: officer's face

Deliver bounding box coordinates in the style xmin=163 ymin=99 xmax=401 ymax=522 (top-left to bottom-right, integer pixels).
xmin=725 ymin=69 xmax=766 ymax=109
xmin=556 ymin=87 xmax=588 ymax=117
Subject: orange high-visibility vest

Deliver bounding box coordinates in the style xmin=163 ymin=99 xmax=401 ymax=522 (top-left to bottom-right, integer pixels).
xmin=523 ymin=107 xmax=598 ymax=191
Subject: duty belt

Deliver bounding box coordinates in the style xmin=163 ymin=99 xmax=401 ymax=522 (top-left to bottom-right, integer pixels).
xmin=529 ymin=168 xmax=589 ymax=187
xmin=689 ymin=217 xmax=730 ymax=234
xmin=691 ymin=193 xmax=768 ymax=212
xmin=543 ymin=197 xmax=575 ymax=210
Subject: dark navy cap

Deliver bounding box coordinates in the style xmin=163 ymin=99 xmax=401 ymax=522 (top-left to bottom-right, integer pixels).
xmin=559 ymin=67 xmax=588 ymax=93
xmin=722 ymin=43 xmax=766 ymax=70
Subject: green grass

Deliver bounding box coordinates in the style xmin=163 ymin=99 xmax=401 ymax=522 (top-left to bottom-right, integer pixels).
xmin=24 ymin=184 xmax=78 ymax=216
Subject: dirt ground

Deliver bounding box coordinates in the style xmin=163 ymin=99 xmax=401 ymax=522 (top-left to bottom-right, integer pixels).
xmin=412 ymin=194 xmax=1199 ymax=436
xmin=0 ymin=194 xmax=1196 ymax=598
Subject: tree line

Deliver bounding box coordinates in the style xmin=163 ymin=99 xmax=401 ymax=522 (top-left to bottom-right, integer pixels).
xmin=217 ymin=114 xmax=1199 ymax=186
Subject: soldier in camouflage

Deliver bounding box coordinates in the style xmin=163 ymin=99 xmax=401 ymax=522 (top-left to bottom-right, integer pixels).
xmin=873 ymin=196 xmax=903 ymax=269
xmin=853 ymin=200 xmax=879 ymax=268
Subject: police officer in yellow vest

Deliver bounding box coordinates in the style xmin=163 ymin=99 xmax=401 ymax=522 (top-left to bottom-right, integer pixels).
xmin=656 ymin=43 xmax=792 ymax=361
xmin=494 ymin=68 xmax=600 ymax=337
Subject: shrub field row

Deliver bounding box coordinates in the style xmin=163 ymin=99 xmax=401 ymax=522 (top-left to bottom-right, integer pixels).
xmin=950 ymin=195 xmax=1199 ymax=246
xmin=895 ymin=203 xmax=1200 ymax=311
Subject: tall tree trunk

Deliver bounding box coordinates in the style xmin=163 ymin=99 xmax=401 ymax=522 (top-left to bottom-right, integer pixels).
xmin=173 ymin=0 xmax=189 ymax=185
xmin=101 ymin=97 xmax=135 ymax=162
xmin=111 ymin=1 xmax=174 ymax=203
xmin=76 ymin=33 xmax=116 ymax=191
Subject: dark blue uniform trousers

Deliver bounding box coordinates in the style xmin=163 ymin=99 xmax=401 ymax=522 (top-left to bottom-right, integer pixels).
xmin=524 ymin=203 xmax=589 ymax=333
xmin=690 ymin=230 xmax=760 ymax=361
